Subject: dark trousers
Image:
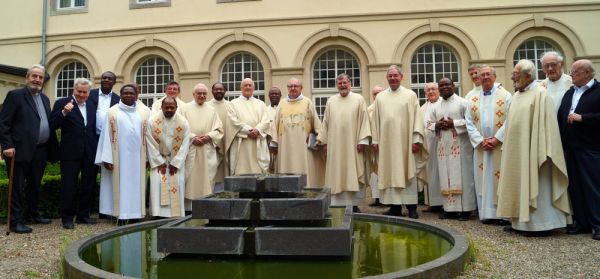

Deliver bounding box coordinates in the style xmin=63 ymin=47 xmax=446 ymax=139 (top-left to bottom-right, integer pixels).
xmin=566 ymin=148 xmax=600 ymax=233
xmin=5 ymin=145 xmax=48 ymax=223
xmin=60 ymin=156 xmax=96 ymax=222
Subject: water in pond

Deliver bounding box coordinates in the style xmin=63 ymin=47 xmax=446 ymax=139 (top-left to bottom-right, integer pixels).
xmin=81 ymin=216 xmax=452 ymax=278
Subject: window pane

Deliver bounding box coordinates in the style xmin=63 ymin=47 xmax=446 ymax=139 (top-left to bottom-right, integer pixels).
xmin=410 ymin=43 xmax=461 ymax=104
xmin=134 ymin=56 xmax=174 ymax=104
xmin=55 ymin=61 xmax=90 ymax=99
xmin=513 ymin=39 xmax=560 ymax=80
xmin=220 ymin=52 xmax=265 ymax=99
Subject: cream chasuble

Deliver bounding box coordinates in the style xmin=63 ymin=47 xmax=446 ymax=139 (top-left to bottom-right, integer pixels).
xmin=539 ymin=73 xmax=573 ymax=113
xmin=181 ymin=102 xmax=224 ymax=210
xmin=317 ymin=92 xmax=371 ymax=206
xmin=208 ymin=99 xmax=231 ymax=184
xmin=366 ymin=102 xmax=380 ymax=199
xmin=271 ymin=96 xmax=323 ymax=187
xmin=496 ymin=84 xmax=570 ymax=231
xmin=427 ymin=94 xmax=476 ymax=212
xmin=95 ymin=101 xmax=150 ymax=220
xmin=151 ymin=96 xmax=186 ymax=115
xmin=146 ymin=112 xmax=190 ymax=217
xmin=420 ymin=99 xmax=443 ymax=206
xmin=465 ymin=84 xmax=511 ymax=220
xmin=225 ymin=96 xmax=270 ymax=175
xmin=371 ymin=86 xmax=426 ymax=205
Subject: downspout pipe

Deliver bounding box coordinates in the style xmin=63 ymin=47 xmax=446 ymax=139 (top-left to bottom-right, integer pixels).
xmin=41 ymin=0 xmax=48 ymax=66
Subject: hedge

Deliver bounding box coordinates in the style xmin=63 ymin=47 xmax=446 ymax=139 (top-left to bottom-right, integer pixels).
xmin=0 ymin=161 xmax=100 ymax=221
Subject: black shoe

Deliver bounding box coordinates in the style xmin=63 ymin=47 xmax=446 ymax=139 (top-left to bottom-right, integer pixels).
xmin=422 ymin=206 xmax=443 ymax=213
xmin=481 ymin=219 xmax=495 ymax=225
xmin=566 ymin=227 xmax=591 ymax=235
xmin=497 ymin=219 xmax=511 ymax=226
xmin=31 ymin=216 xmax=51 ymax=224
xmin=503 ymin=225 xmax=515 ymax=232
xmin=408 ymin=210 xmax=419 ymax=219
xmin=385 ymin=205 xmax=403 ymax=216
xmin=458 ymin=212 xmax=470 ymax=221
xmin=369 ymin=199 xmax=387 ymax=207
xmin=76 ymin=217 xmax=97 ymax=224
xmin=352 ymin=206 xmax=361 ymax=213
xmin=10 ymin=223 xmax=33 ymax=234
xmin=62 ymin=221 xmax=75 ymax=230
xmin=439 ymin=212 xmax=457 ymax=219
xmin=593 ymin=233 xmax=600 ymax=241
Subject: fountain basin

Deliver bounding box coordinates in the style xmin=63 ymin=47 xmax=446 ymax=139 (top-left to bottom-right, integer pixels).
xmin=64 ymin=212 xmax=469 ymax=279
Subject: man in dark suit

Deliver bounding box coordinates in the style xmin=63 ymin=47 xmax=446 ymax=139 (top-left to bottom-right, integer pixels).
xmin=90 ymin=71 xmax=120 ymax=139
xmin=558 ymin=59 xmax=600 ymax=241
xmin=0 ymin=64 xmax=59 ymax=234
xmin=88 ymin=71 xmax=119 ymax=218
xmin=50 ymin=78 xmax=98 ymax=229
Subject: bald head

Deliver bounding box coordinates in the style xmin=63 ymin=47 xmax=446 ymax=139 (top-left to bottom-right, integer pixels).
xmin=571 ymin=59 xmax=595 ymax=87
xmin=371 ymin=85 xmax=384 ymax=101
xmin=241 ymin=78 xmax=255 ymax=98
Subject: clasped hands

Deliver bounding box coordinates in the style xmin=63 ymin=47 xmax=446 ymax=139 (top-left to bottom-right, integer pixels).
xmin=157 ymin=163 xmax=178 ymax=176
xmin=192 ymin=134 xmax=211 ymax=146
xmin=435 ymin=117 xmax=454 ymax=130
xmin=480 ymin=137 xmax=500 ymax=151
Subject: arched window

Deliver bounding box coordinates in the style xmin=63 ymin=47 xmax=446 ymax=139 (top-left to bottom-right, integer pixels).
xmin=411 ymin=43 xmax=460 ymax=104
xmin=55 ymin=61 xmax=90 ymax=99
xmin=513 ymin=39 xmax=560 ymax=80
xmin=135 ymin=56 xmax=174 ymax=107
xmin=311 ymin=48 xmax=361 ymax=119
xmin=220 ymin=52 xmax=265 ymax=101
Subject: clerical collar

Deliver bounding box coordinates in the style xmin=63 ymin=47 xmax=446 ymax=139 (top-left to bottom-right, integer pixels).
xmin=212 ymin=99 xmax=225 ymax=103
xmin=118 ymin=100 xmax=137 ymax=112
xmin=239 ymin=95 xmax=253 ymax=100
xmin=288 ymin=93 xmax=304 ymax=102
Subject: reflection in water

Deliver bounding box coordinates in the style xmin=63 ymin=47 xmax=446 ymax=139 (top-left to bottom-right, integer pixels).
xmin=82 ymin=220 xmax=452 ymax=279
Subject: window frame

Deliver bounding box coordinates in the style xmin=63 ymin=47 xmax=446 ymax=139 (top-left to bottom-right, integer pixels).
xmin=220 ymin=52 xmax=265 ymax=101
xmin=310 ymin=48 xmax=362 ymax=119
xmin=512 ymin=38 xmax=560 ymax=81
xmin=51 ymin=0 xmax=87 ymax=15
xmin=410 ymin=42 xmax=461 ymax=105
xmin=129 ymin=0 xmax=171 ymax=9
xmin=55 ymin=61 xmax=90 ymax=99
xmin=134 ymin=56 xmax=175 ymax=108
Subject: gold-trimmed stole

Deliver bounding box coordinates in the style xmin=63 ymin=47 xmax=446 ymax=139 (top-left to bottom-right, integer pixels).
xmin=151 ymin=113 xmax=186 ymax=217
xmin=469 ymin=88 xmax=509 ymax=204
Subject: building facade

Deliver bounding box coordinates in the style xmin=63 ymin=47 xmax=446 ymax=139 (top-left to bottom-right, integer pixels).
xmin=1 ymin=0 xmax=599 ymax=117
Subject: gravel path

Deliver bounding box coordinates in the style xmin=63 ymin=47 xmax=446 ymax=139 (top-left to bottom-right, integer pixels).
xmin=1 ymin=207 xmax=599 ymax=279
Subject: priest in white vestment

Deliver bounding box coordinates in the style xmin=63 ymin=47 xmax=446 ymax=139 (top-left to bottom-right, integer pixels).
xmin=497 ymin=60 xmax=570 ymax=233
xmin=95 ymin=84 xmax=150 ymax=220
xmin=420 ymin=82 xmax=443 ymax=210
xmin=465 ymin=66 xmax=512 ymax=223
xmin=367 ymin=85 xmax=384 ymax=207
xmin=539 ymin=51 xmax=573 ymax=113
xmin=207 ymin=82 xmax=230 ymax=191
xmin=225 ymin=78 xmax=270 ymax=175
xmin=146 ymin=97 xmax=190 ymax=217
xmin=181 ymin=83 xmax=224 ymax=210
xmin=317 ymin=74 xmax=370 ymax=211
xmin=427 ymin=78 xmax=476 ymax=221
xmin=150 ymin=81 xmax=186 ymax=114
xmin=465 ymin=64 xmax=482 ymax=102
xmin=371 ymin=66 xmax=425 ymax=218
xmin=266 ymin=87 xmax=281 ymax=172
xmin=270 ymin=78 xmax=322 ymax=187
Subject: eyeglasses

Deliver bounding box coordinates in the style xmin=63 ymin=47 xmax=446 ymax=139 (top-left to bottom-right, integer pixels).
xmin=287 ymin=85 xmax=301 ymax=88
xmin=569 ymin=69 xmax=587 ymax=75
xmin=542 ymin=62 xmax=560 ymax=69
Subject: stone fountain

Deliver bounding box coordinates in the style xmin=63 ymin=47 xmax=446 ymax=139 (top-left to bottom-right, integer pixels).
xmin=156 ymin=174 xmax=352 ymax=257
